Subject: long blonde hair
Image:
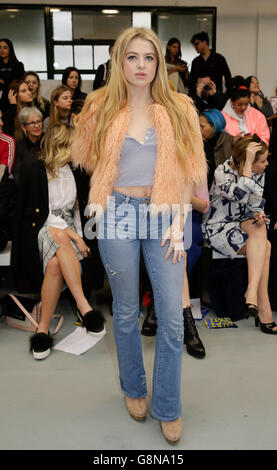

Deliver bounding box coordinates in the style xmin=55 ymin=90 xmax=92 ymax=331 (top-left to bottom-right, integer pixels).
xmin=75 ymin=27 xmax=202 ymax=172
xmin=40 ymin=122 xmax=73 ymax=179
xmin=49 ymin=85 xmax=72 ymax=128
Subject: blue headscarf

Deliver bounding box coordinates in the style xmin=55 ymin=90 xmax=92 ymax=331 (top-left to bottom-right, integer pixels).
xmin=200 ymin=109 xmax=226 ymax=134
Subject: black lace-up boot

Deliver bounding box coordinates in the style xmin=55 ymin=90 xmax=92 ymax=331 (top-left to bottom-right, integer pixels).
xmin=183 ymin=306 xmax=206 ymax=359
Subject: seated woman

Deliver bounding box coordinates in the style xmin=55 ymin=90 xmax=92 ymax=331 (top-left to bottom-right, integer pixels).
xmin=165 ymin=37 xmax=189 ymax=94
xmin=199 ymin=108 xmax=234 ymax=188
xmin=2 ymin=79 xmax=33 ymax=138
xmin=13 ymin=107 xmax=44 ymax=180
xmin=0 ymin=38 xmax=25 ymax=110
xmin=221 ymin=80 xmax=270 ymax=145
xmin=0 ymin=107 xmax=15 ymax=176
xmin=0 ymin=106 xmax=44 ymax=242
xmin=245 ymin=76 xmax=273 ymax=119
xmin=24 ymin=71 xmax=50 ymax=120
xmin=43 ymin=85 xmax=73 ymax=131
xmin=11 ymin=123 xmax=105 ymax=360
xmin=62 ymin=67 xmax=87 ymax=101
xmin=0 ymin=108 xmax=15 ymax=251
xmin=202 ymin=134 xmax=277 ymax=335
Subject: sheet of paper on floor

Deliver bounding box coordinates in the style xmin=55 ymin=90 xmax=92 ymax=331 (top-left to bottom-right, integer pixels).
xmin=53 ymin=326 xmax=106 ymax=355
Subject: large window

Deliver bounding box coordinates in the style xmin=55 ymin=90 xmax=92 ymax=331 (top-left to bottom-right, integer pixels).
xmin=0 ymin=5 xmax=216 ymax=80
xmin=51 ymin=9 xmax=133 ymax=80
xmin=158 ymin=10 xmax=214 ymax=70
xmin=0 ymin=8 xmax=47 ymax=76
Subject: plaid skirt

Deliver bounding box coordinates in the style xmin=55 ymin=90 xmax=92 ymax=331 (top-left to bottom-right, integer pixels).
xmin=38 ymin=209 xmax=83 ymax=273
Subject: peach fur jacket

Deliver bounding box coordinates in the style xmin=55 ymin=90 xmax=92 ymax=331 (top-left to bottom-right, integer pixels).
xmin=71 ymin=93 xmax=207 ymax=215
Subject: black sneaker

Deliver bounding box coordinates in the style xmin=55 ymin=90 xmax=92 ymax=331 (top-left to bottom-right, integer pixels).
xmin=77 ymin=309 xmax=106 ymax=337
xmin=30 ymin=332 xmax=53 ymax=360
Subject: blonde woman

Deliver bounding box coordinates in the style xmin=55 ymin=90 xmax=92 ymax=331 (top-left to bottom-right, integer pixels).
xmin=72 ymin=27 xmax=207 ymax=444
xmin=43 ymin=85 xmax=72 ymax=131
xmin=202 ymin=134 xmax=277 ymax=334
xmin=24 ymin=71 xmax=50 ymax=119
xmin=11 ymin=123 xmax=105 ymax=360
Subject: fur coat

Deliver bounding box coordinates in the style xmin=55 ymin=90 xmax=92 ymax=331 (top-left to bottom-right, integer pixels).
xmin=71 ymin=93 xmax=207 ymax=215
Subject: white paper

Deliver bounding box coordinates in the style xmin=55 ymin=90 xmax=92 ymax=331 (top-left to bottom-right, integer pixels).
xmin=53 ymin=326 xmax=106 ymax=355
xmin=191 ymin=298 xmax=202 ymax=320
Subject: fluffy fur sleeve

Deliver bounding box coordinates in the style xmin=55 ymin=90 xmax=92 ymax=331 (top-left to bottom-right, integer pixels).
xmin=71 ymin=98 xmax=100 ymax=175
xmin=176 ymin=92 xmax=208 ymax=185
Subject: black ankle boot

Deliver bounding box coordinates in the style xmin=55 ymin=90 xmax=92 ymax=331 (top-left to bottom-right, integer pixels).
xmin=183 ymin=307 xmax=206 ymax=359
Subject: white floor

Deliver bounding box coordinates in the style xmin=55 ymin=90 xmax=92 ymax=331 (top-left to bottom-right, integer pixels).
xmin=0 ymin=294 xmax=277 ymax=451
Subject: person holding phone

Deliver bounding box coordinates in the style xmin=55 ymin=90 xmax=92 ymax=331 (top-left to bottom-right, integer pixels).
xmin=165 ymin=37 xmax=189 ymax=94
xmin=192 ymin=75 xmax=228 ymax=113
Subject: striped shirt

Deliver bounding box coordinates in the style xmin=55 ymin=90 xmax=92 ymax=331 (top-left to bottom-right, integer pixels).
xmin=0 ymin=132 xmax=16 ymax=172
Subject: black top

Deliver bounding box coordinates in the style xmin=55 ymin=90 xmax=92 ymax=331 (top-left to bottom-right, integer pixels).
xmin=93 ymin=60 xmax=111 ymax=90
xmin=2 ymin=104 xmax=17 ymax=137
xmin=0 ymin=60 xmax=25 ymax=110
xmin=34 ymin=97 xmax=50 ymax=120
xmin=192 ymin=91 xmax=228 ymax=113
xmin=189 ymin=51 xmax=232 ymax=97
xmin=72 ymin=90 xmax=87 ymax=101
xmin=0 ymin=134 xmax=43 ymax=238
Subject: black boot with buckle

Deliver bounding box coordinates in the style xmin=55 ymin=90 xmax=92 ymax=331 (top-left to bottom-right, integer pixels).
xmin=183 ymin=306 xmax=206 ymax=359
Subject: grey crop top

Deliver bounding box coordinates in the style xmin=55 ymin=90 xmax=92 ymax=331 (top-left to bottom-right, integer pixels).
xmin=114 ymin=127 xmax=157 ymax=187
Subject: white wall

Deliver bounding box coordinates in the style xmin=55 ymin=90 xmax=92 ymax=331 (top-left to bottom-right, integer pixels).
xmin=1 ymin=0 xmax=277 ymax=98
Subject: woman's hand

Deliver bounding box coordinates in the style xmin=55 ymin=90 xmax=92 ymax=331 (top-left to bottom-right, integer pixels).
xmin=168 ymin=64 xmax=186 ymax=74
xmin=176 ymin=63 xmax=187 ymax=73
xmin=252 ymin=212 xmax=269 ymax=226
xmin=245 ymin=142 xmax=263 ymax=164
xmin=160 ymin=215 xmax=185 ymax=264
xmin=8 ymin=89 xmax=17 ymax=105
xmin=64 ymin=227 xmax=91 ymax=258
xmin=75 ymin=236 xmax=91 ymax=258
xmin=274 ymin=222 xmax=277 ymax=231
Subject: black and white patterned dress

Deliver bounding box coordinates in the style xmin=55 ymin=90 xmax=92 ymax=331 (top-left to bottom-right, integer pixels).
xmin=202 ymin=159 xmax=265 ymax=258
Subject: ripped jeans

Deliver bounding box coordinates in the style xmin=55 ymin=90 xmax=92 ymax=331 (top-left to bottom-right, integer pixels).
xmin=97 ymin=192 xmax=185 ymax=421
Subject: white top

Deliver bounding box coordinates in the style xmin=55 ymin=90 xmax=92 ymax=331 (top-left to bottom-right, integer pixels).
xmin=166 ymin=63 xmax=185 ymax=93
xmin=43 ymin=164 xmax=83 ymax=236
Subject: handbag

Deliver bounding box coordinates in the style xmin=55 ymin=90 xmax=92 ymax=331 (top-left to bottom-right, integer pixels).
xmin=4 ymin=294 xmax=63 ymax=334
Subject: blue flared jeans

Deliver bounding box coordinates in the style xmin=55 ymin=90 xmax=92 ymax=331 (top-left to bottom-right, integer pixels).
xmin=97 ymin=192 xmax=185 ymax=421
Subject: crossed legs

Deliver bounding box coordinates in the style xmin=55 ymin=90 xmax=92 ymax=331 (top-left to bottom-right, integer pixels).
xmin=239 ymin=219 xmax=277 ymax=329
xmin=37 ymin=227 xmax=92 ymax=334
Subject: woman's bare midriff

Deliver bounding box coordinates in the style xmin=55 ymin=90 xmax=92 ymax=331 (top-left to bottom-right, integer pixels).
xmin=113 ymin=185 xmax=152 ymax=198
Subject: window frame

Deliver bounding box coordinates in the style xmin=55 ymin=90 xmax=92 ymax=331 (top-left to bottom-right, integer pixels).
xmin=0 ymin=4 xmax=216 ymax=78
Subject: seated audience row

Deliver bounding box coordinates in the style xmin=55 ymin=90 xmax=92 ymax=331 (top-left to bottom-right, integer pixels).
xmin=202 ymin=134 xmax=276 ymax=334
xmin=0 ymin=32 xmax=277 ymax=367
